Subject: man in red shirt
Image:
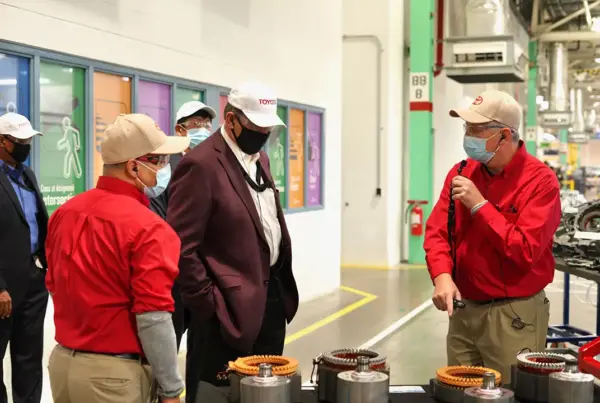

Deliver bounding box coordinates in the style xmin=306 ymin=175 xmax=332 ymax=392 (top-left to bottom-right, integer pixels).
xmin=424 ymin=90 xmax=561 ymax=383
xmin=45 ymin=114 xmax=189 ymax=403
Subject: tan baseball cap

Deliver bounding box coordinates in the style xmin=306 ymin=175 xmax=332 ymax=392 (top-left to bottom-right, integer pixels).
xmin=449 ymin=90 xmax=522 ymax=130
xmin=100 ymin=114 xmax=190 ymax=164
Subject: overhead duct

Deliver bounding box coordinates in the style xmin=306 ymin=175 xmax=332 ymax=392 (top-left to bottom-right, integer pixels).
xmin=540 ymin=43 xmax=572 ymax=128
xmin=585 ymin=110 xmax=597 ymax=132
xmin=444 ymin=0 xmax=529 ymax=83
xmin=569 ymin=88 xmax=589 ymax=144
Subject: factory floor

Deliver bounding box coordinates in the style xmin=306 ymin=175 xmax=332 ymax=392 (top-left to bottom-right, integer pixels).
xmin=3 ymin=268 xmax=598 ymax=402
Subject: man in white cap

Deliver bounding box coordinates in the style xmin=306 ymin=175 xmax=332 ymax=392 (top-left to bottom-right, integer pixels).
xmin=424 ymin=90 xmax=561 ymax=382
xmin=167 ymin=82 xmax=299 ymax=401
xmin=149 ymin=101 xmax=216 ymax=351
xmin=0 ymin=113 xmax=48 ymax=403
xmin=46 ymin=114 xmax=188 ymax=403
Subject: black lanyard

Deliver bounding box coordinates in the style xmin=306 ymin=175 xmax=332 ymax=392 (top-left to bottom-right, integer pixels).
xmin=241 ymin=161 xmax=272 ymax=193
xmin=448 ymin=160 xmax=467 ymax=280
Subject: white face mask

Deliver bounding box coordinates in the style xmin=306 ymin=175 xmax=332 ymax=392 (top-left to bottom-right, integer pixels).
xmin=136 ymin=162 xmax=171 ymax=199
xmin=187 ymin=128 xmax=211 ymax=148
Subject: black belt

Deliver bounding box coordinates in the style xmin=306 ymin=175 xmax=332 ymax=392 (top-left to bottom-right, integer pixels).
xmin=61 ymin=345 xmax=149 ymax=365
xmin=468 ymin=297 xmax=518 ymax=305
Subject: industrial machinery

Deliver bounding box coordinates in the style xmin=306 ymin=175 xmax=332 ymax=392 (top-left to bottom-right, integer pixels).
xmin=553 ymin=198 xmax=600 ymax=269
xmin=548 ymin=357 xmax=594 ymax=403
xmin=311 ymin=348 xmax=388 ymax=403
xmin=228 ymin=355 xmax=300 ymax=403
xmin=336 ymin=356 xmax=389 ymax=403
xmin=430 ymin=365 xmax=502 ymax=403
xmin=464 ymin=372 xmax=514 ymax=403
xmin=239 ymin=363 xmax=292 ymax=403
xmin=510 ymin=352 xmax=566 ymax=402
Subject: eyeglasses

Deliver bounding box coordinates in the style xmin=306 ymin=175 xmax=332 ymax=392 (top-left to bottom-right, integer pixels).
xmin=3 ymin=135 xmax=32 ymax=145
xmin=180 ymin=118 xmax=212 ymax=131
xmin=137 ymin=154 xmax=170 ymax=167
xmin=234 ymin=113 xmax=271 ymax=134
xmin=463 ymin=123 xmax=506 ymax=136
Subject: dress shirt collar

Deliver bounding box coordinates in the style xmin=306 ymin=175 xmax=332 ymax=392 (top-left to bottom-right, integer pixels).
xmin=96 ymin=176 xmax=150 ymax=207
xmin=0 ymin=159 xmax=24 ymax=182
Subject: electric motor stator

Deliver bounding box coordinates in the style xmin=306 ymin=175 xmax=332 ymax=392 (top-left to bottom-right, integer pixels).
xmin=430 ymin=366 xmax=502 ymax=403
xmin=312 ymin=348 xmax=388 ymax=403
xmin=548 ymin=358 xmax=594 ymax=403
xmin=229 ymin=355 xmax=301 ymax=403
xmin=336 ymin=356 xmax=389 ymax=403
xmin=511 ymin=352 xmax=567 ymax=403
xmin=240 ymin=363 xmax=292 ymax=403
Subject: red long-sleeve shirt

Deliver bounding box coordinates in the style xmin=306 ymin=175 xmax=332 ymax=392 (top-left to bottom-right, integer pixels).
xmin=46 ymin=177 xmax=180 ymax=354
xmin=424 ymin=143 xmax=561 ymax=300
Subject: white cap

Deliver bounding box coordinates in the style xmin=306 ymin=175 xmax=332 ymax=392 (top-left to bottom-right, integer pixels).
xmin=450 ymin=90 xmax=522 ymax=130
xmin=0 ymin=113 xmax=42 ymax=139
xmin=228 ymin=81 xmax=286 ymax=128
xmin=176 ymin=101 xmax=217 ymax=123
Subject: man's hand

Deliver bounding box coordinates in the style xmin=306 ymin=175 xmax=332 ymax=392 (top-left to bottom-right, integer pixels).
xmin=161 ymin=398 xmax=180 ymax=403
xmin=451 ymin=176 xmax=485 ymax=210
xmin=0 ymin=291 xmax=11 ymax=319
xmin=432 ymin=274 xmax=461 ymax=317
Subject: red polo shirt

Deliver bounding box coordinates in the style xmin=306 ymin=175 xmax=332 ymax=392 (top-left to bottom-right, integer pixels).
xmin=424 ymin=143 xmax=561 ymax=300
xmin=45 ymin=176 xmax=180 ymax=354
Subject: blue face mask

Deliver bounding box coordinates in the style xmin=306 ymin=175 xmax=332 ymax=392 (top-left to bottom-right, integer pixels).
xmin=187 ymin=128 xmax=211 ymax=148
xmin=138 ymin=162 xmax=171 ymax=199
xmin=463 ymin=131 xmax=502 ymax=164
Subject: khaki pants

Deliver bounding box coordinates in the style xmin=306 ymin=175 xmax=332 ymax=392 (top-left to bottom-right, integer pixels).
xmin=447 ymin=291 xmax=550 ymax=384
xmin=48 ymin=345 xmax=154 ymax=403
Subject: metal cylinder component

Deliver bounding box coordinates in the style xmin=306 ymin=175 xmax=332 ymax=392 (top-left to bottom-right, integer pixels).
xmin=240 ymin=364 xmax=292 ymax=403
xmin=314 ymin=348 xmax=389 ymax=403
xmin=336 ymin=357 xmax=389 ymax=403
xmin=511 ymin=364 xmax=553 ymax=403
xmin=464 ymin=372 xmax=515 ymax=402
xmin=549 ymin=358 xmax=594 ymax=403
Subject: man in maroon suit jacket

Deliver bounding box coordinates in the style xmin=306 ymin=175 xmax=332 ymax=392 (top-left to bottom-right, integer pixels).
xmin=167 ymin=81 xmax=299 ymax=402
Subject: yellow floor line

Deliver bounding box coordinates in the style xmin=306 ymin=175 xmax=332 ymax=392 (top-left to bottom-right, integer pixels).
xmin=179 ymin=285 xmax=377 ymax=399
xmin=284 ymin=285 xmax=377 ymax=345
xmin=341 ymin=264 xmax=426 ymax=270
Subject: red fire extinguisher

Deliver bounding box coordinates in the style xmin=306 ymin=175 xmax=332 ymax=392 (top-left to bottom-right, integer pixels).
xmin=406 ymin=200 xmax=429 ymax=236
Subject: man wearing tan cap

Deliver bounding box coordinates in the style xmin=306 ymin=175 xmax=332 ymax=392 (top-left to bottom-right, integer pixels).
xmin=424 ymin=90 xmax=561 ymax=382
xmin=167 ymin=82 xmax=299 ymax=402
xmin=45 ymin=114 xmax=188 ymax=403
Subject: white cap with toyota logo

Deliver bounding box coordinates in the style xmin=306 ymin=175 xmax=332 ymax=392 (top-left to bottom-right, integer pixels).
xmin=228 ymin=81 xmax=286 ymax=129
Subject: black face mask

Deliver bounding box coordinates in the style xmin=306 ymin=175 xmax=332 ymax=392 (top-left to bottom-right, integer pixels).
xmin=3 ymin=139 xmax=31 ymax=164
xmin=234 ymin=118 xmax=269 ymax=155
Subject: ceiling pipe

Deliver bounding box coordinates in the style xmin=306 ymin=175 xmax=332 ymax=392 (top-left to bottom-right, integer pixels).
xmin=434 ymin=0 xmax=445 ymax=77
xmin=539 ymin=31 xmax=600 ymax=42
xmin=574 ymin=88 xmax=585 ymax=133
xmin=531 ymin=0 xmax=541 ymax=33
xmin=342 ymin=35 xmax=383 ymax=197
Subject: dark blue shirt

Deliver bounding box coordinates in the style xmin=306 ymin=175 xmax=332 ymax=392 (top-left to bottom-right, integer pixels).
xmin=0 ymin=161 xmax=39 ymax=253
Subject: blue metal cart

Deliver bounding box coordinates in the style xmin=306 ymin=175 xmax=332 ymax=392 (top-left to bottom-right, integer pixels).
xmin=547 ymin=258 xmax=600 ymax=346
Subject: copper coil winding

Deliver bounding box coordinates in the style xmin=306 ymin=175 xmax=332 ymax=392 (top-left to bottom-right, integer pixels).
xmin=228 ymin=355 xmax=299 ymax=377
xmin=436 ymin=366 xmax=502 ymax=388
xmin=320 ymin=348 xmax=387 ymax=370
xmin=516 ymin=352 xmax=566 ymax=374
